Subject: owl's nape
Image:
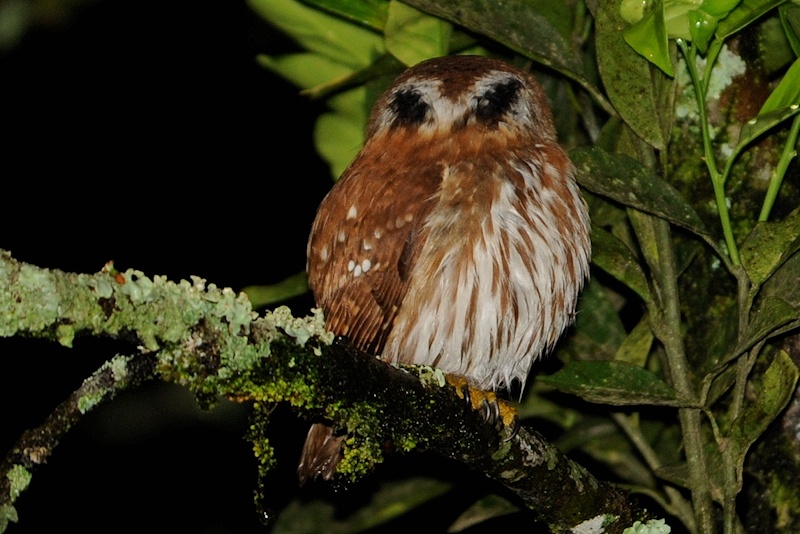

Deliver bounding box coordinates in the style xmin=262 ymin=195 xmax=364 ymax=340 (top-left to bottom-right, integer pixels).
xmin=300 ymin=55 xmax=591 ymax=484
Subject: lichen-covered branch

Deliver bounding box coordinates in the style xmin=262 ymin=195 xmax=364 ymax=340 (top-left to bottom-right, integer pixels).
xmin=0 ymin=352 xmax=156 ymax=531
xmin=0 ymin=250 xmax=649 ymax=532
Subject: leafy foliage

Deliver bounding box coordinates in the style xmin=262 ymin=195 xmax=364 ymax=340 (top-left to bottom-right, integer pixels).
xmin=249 ymin=0 xmax=800 ymax=532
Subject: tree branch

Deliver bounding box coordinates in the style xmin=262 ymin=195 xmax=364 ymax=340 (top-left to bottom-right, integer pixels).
xmin=0 ymin=250 xmax=650 ymax=533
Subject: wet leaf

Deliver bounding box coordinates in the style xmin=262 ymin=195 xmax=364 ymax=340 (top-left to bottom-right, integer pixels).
xmin=731 ymin=297 xmax=798 ymax=360
xmin=781 ymin=3 xmax=800 ymax=56
xmin=737 ymin=103 xmax=800 ymax=153
xmin=740 ymin=208 xmax=800 ymax=288
xmin=716 ymin=0 xmax=785 ymax=41
xmin=571 ymin=146 xmax=710 ymax=241
xmin=591 ymin=225 xmax=651 ymax=301
xmin=758 ymin=58 xmax=800 ymax=114
xmin=540 ymin=361 xmax=690 ymax=407
xmin=596 ymin=0 xmax=670 ymax=149
xmin=622 ymin=1 xmax=674 ymax=76
xmin=763 ymin=248 xmax=800 ymax=310
xmin=726 ymin=350 xmax=799 ymax=468
xmin=401 ymin=0 xmax=600 ymax=101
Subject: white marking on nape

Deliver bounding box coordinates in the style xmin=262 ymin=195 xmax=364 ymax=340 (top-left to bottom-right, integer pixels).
xmin=363 ymin=239 xmax=373 ymax=251
xmin=374 ymin=228 xmax=383 ymax=239
xmin=347 ymin=260 xmax=355 ymax=272
xmin=373 ymin=262 xmax=381 ymax=272
xmin=319 ymin=245 xmax=329 ymax=262
xmin=395 ymin=216 xmax=406 ymax=228
xmin=337 ymin=230 xmax=347 ymax=243
xmin=404 ymin=212 xmax=414 ymax=223
xmin=361 ymin=259 xmax=372 ymax=272
xmin=346 ymin=205 xmax=358 ymax=220
xmin=353 ymin=264 xmax=363 ymax=277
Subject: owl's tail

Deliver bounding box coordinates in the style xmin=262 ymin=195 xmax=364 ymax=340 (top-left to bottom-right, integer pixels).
xmin=297 ymin=423 xmax=345 ymax=484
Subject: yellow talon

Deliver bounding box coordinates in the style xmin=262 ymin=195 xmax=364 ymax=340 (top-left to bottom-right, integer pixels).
xmin=445 ymin=375 xmax=519 ymax=431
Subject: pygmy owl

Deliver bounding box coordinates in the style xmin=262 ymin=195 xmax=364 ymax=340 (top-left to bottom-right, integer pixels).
xmin=299 ymin=55 xmax=591 ymax=483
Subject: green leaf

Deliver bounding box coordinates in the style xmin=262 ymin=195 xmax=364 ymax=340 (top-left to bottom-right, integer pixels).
xmin=759 ymin=57 xmax=800 ymax=114
xmin=730 ymin=104 xmax=800 ymax=171
xmin=731 ymin=297 xmax=798 ymax=359
xmin=448 ymin=495 xmax=519 ymax=532
xmin=740 ymin=208 xmax=800 ymax=288
xmin=571 ymin=147 xmax=710 ymax=241
xmin=384 ymin=1 xmax=451 ymax=66
xmin=314 ymin=110 xmax=367 ymax=179
xmin=273 ymin=477 xmax=451 ymax=533
xmin=727 ymin=350 xmax=799 ymax=465
xmin=614 ymin=316 xmax=655 ymax=367
xmin=688 ymin=8 xmax=719 ymax=53
xmin=241 ymin=272 xmax=309 ymax=309
xmin=781 ymin=3 xmax=800 ymax=57
xmin=591 ymin=226 xmax=651 ymax=301
xmin=622 ymin=1 xmax=675 ymax=76
xmin=763 ymin=244 xmax=800 ymax=311
xmin=564 ymin=279 xmax=626 ymax=362
xmin=248 ymin=0 xmax=383 ymax=68
xmin=400 ymin=0 xmax=604 ymax=107
xmin=716 ymin=0 xmax=786 ymax=41
xmin=256 ymin=53 xmax=356 ymax=91
xmin=597 ymin=0 xmax=671 ymax=149
xmin=540 ymin=361 xmax=688 ymax=406
xmin=302 ymin=0 xmax=390 ymax=31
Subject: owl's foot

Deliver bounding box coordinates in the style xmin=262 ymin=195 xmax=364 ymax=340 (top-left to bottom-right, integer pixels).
xmin=446 ymin=375 xmax=520 ymax=441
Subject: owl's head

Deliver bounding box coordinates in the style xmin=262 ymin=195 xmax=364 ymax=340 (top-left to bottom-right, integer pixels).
xmin=366 ymin=56 xmax=557 ymax=142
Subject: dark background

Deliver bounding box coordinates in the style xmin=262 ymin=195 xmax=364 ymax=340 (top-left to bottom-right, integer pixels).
xmin=0 ymin=1 xmax=331 ymax=531
xmin=0 ymin=3 xmax=543 ymax=532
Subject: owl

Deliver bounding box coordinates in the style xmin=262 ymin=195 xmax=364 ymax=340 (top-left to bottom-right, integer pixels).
xmin=299 ymin=55 xmax=591 ymax=483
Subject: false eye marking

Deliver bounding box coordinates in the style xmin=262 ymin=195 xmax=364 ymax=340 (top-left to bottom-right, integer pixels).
xmin=389 ymin=88 xmax=430 ymax=127
xmin=474 ymin=75 xmax=524 ymax=125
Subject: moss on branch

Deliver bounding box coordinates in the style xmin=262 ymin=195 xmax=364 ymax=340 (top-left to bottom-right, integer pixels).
xmin=0 ymin=250 xmax=649 ymax=533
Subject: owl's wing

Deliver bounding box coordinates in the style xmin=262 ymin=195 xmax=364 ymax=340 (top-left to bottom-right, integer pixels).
xmin=307 ymin=157 xmax=442 ymax=356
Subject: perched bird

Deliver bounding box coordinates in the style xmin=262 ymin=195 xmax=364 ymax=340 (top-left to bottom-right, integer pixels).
xmin=299 ymin=55 xmax=591 ymax=483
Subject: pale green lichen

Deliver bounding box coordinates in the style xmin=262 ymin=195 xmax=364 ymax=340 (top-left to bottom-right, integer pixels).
xmin=117 ymin=269 xmax=156 ymax=304
xmin=0 ymin=505 xmax=19 ymax=531
xmin=6 ymin=465 xmax=31 ymax=499
xmin=0 ymin=258 xmax=60 ymax=336
xmin=77 ymin=355 xmax=130 ymax=413
xmin=88 ymin=275 xmax=114 ymax=298
xmin=268 ymin=306 xmax=334 ymax=346
xmin=572 ymin=514 xmax=618 ymax=534
xmin=56 ymin=324 xmax=75 ymax=348
xmin=411 ymin=364 xmax=446 ymax=388
xmin=490 ymin=438 xmax=513 ymax=461
xmin=623 ymin=518 xmax=671 ymax=534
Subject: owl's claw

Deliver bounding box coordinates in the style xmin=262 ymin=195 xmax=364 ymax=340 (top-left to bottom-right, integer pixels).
xmin=503 ymin=415 xmax=520 ymax=442
xmin=480 ymin=397 xmax=500 ymax=424
xmin=447 ymin=375 xmax=519 ymax=439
